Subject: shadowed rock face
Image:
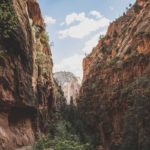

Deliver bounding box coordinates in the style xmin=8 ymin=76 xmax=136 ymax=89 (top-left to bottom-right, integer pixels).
xmin=0 ymin=0 xmax=55 ymax=149
xmin=54 ymin=72 xmax=81 ymax=105
xmin=78 ymin=0 xmax=150 ymax=150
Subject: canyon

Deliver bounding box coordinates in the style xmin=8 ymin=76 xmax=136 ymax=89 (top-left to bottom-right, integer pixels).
xmin=0 ymin=0 xmax=150 ymax=150
xmin=78 ymin=0 xmax=150 ymax=149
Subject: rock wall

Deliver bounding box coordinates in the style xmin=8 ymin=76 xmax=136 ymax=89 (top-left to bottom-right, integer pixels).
xmin=0 ymin=0 xmax=55 ymax=149
xmin=54 ymin=72 xmax=81 ymax=105
xmin=78 ymin=0 xmax=150 ymax=150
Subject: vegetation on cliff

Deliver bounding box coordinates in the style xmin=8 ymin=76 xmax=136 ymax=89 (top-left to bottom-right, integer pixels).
xmin=0 ymin=0 xmax=54 ymax=149
xmin=0 ymin=0 xmax=18 ymax=39
xmin=78 ymin=0 xmax=150 ymax=150
xmin=0 ymin=0 xmax=150 ymax=150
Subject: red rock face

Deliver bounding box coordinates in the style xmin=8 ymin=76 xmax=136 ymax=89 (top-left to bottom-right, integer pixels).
xmin=137 ymin=0 xmax=147 ymax=6
xmin=0 ymin=0 xmax=55 ymax=149
xmin=78 ymin=0 xmax=150 ymax=149
xmin=27 ymin=0 xmax=44 ymax=27
xmin=83 ymin=57 xmax=93 ymax=81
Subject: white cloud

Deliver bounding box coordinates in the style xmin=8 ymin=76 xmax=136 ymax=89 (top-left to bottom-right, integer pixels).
xmin=54 ymin=54 xmax=84 ymax=78
xmin=89 ymin=10 xmax=102 ymax=19
xmin=82 ymin=30 xmax=107 ymax=54
xmin=65 ymin=12 xmax=86 ymax=25
xmin=82 ymin=34 xmax=100 ymax=54
xmin=44 ymin=16 xmax=56 ymax=25
xmin=58 ymin=11 xmax=110 ymax=39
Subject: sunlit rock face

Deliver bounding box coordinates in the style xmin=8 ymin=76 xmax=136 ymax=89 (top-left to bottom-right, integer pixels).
xmin=137 ymin=0 xmax=147 ymax=6
xmin=78 ymin=0 xmax=150 ymax=149
xmin=54 ymin=72 xmax=81 ymax=105
xmin=0 ymin=0 xmax=55 ymax=149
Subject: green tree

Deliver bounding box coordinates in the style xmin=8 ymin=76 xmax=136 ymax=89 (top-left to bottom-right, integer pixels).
xmin=0 ymin=0 xmax=18 ymax=39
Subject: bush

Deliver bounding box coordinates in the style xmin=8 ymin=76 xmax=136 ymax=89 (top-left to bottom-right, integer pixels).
xmin=34 ymin=137 xmax=89 ymax=150
xmin=121 ymin=95 xmax=150 ymax=150
xmin=120 ymin=110 xmax=139 ymax=150
xmin=120 ymin=74 xmax=150 ymax=150
xmin=62 ymin=103 xmax=96 ymax=148
xmin=0 ymin=0 xmax=18 ymax=39
xmin=40 ymin=32 xmax=49 ymax=43
xmin=110 ymin=56 xmax=119 ymax=66
xmin=33 ymin=120 xmax=90 ymax=150
xmin=0 ymin=50 xmax=4 ymax=58
xmin=134 ymin=4 xmax=142 ymax=13
xmin=125 ymin=46 xmax=132 ymax=55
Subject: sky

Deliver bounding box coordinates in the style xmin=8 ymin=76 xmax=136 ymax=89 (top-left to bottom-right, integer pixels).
xmin=38 ymin=0 xmax=135 ymax=78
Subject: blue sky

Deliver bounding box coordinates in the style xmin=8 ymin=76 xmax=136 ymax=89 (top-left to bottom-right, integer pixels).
xmin=38 ymin=0 xmax=135 ymax=78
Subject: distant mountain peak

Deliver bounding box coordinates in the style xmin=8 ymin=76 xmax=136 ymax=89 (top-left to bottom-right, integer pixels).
xmin=54 ymin=71 xmax=81 ymax=105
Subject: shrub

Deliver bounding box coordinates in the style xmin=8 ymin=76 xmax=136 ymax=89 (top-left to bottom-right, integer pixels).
xmin=125 ymin=46 xmax=132 ymax=55
xmin=120 ymin=110 xmax=139 ymax=150
xmin=62 ymin=103 xmax=96 ymax=148
xmin=134 ymin=4 xmax=142 ymax=13
xmin=136 ymin=76 xmax=149 ymax=87
xmin=121 ymin=94 xmax=150 ymax=150
xmin=33 ymin=120 xmax=90 ymax=150
xmin=99 ymin=34 xmax=105 ymax=40
xmin=0 ymin=0 xmax=18 ymax=39
xmin=34 ymin=137 xmax=88 ymax=150
xmin=36 ymin=52 xmax=47 ymax=63
xmin=0 ymin=50 xmax=4 ymax=58
xmin=40 ymin=32 xmax=49 ymax=43
xmin=110 ymin=56 xmax=119 ymax=66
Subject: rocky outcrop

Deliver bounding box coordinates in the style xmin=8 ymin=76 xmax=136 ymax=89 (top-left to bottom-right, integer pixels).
xmin=0 ymin=0 xmax=55 ymax=149
xmin=78 ymin=0 xmax=150 ymax=150
xmin=54 ymin=72 xmax=81 ymax=105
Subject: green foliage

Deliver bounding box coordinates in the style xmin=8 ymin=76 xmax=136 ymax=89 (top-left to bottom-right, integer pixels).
xmin=33 ymin=121 xmax=90 ymax=150
xmin=110 ymin=56 xmax=119 ymax=66
xmin=34 ymin=72 xmax=102 ymax=150
xmin=0 ymin=50 xmax=4 ymax=58
xmin=91 ymin=82 xmax=97 ymax=89
xmin=99 ymin=34 xmax=105 ymax=40
xmin=36 ymin=51 xmax=47 ymax=64
xmin=40 ymin=32 xmax=49 ymax=43
xmin=33 ymin=98 xmax=94 ymax=150
xmin=137 ymin=32 xmax=150 ymax=38
xmin=129 ymin=3 xmax=132 ymax=7
xmin=125 ymin=46 xmax=132 ymax=55
xmin=121 ymin=94 xmax=150 ymax=150
xmin=120 ymin=109 xmax=139 ymax=150
xmin=120 ymin=74 xmax=150 ymax=150
xmin=35 ymin=51 xmax=52 ymax=75
xmin=120 ymin=75 xmax=150 ymax=103
xmin=0 ymin=0 xmax=18 ymax=39
xmin=34 ymin=137 xmax=88 ymax=150
xmin=33 ymin=136 xmax=52 ymax=150
xmin=134 ymin=3 xmax=142 ymax=13
xmin=136 ymin=76 xmax=149 ymax=87
xmin=62 ymin=103 xmax=97 ymax=148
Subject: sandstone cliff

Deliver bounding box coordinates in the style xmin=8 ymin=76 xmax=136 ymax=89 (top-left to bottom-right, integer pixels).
xmin=0 ymin=0 xmax=55 ymax=149
xmin=78 ymin=0 xmax=150 ymax=150
xmin=54 ymin=71 xmax=81 ymax=105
